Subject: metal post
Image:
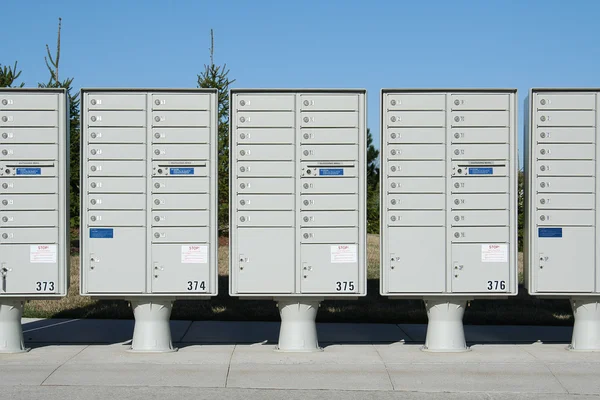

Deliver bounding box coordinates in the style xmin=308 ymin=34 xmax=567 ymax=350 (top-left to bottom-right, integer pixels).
xmin=569 ymin=297 xmax=600 ymax=351
xmin=275 ymin=297 xmax=322 ymax=352
xmin=0 ymin=300 xmax=28 ymax=353
xmin=129 ymin=299 xmax=176 ymax=353
xmin=422 ymin=297 xmax=470 ymax=352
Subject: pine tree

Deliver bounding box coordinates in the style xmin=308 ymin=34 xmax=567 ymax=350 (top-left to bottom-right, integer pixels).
xmin=197 ymin=30 xmax=235 ymax=235
xmin=0 ymin=62 xmax=24 ymax=88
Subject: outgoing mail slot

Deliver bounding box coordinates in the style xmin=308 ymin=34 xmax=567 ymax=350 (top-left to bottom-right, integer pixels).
xmin=538 ymin=177 xmax=594 ymax=193
xmin=536 ymin=144 xmax=595 ymax=160
xmin=0 ymin=94 xmax=58 ymax=110
xmin=152 ymin=227 xmax=209 ymax=243
xmin=152 ymin=127 xmax=210 ymax=144
xmin=236 ymin=112 xmax=294 ymax=128
xmin=388 ymin=194 xmax=445 ymax=210
xmin=300 ymin=244 xmax=359 ymax=294
xmin=0 ymin=164 xmax=57 ymax=178
xmin=300 ymin=112 xmax=358 ymax=128
xmin=300 ymin=228 xmax=358 ymax=243
xmin=536 ymin=210 xmax=594 ymax=226
xmin=451 ymin=194 xmax=508 ymax=210
xmin=152 ymin=210 xmax=209 ymax=226
xmin=0 ymin=111 xmax=58 ymax=127
xmin=237 ymin=178 xmax=294 ymax=194
xmin=0 ymin=178 xmax=57 ymax=194
xmin=301 ymin=145 xmax=357 ymax=161
xmin=0 ymin=128 xmax=58 ymax=144
xmin=451 ymin=128 xmax=509 ymax=144
xmin=451 ymin=94 xmax=509 ymax=110
xmin=88 ymin=111 xmax=146 ymax=127
xmin=0 ymin=210 xmax=57 ymax=227
xmin=388 ymin=161 xmax=445 ymax=176
xmin=451 ymin=144 xmax=508 ymax=160
xmin=536 ymin=159 xmax=596 ymax=178
xmin=451 ymin=111 xmax=509 ymax=127
xmin=387 ymin=177 xmax=445 ymax=193
xmin=88 ymin=194 xmax=145 ymax=210
xmin=235 ymin=94 xmax=295 ymax=111
xmin=88 ymin=210 xmax=145 ymax=226
xmin=87 ymin=94 xmax=146 ymax=110
xmin=301 ymin=178 xmax=357 ymax=194
xmin=300 ymin=94 xmax=358 ymax=111
xmin=451 ymin=177 xmax=508 ymax=193
xmin=451 ymin=210 xmax=508 ymax=226
xmin=536 ymin=93 xmax=596 ymax=110
xmin=236 ymin=128 xmax=294 ymax=144
xmin=0 ymin=227 xmax=58 ymax=244
xmin=152 ymin=94 xmax=211 ymax=110
xmin=88 ymin=144 xmax=145 ymax=160
xmin=388 ymin=144 xmax=445 ymax=160
xmin=536 ymin=110 xmax=596 ymax=127
xmin=237 ymin=194 xmax=294 ymax=210
xmin=0 ymin=194 xmax=57 ymax=210
xmin=386 ymin=128 xmax=445 ymax=144
xmin=535 ymin=127 xmax=595 ymax=143
xmin=0 ymin=144 xmax=57 ymax=161
xmin=387 ymin=111 xmax=445 ymax=127
xmin=152 ymin=144 xmax=209 ymax=160
xmin=388 ymin=210 xmax=445 ymax=226
xmin=152 ymin=193 xmax=209 ymax=210
xmin=237 ymin=211 xmax=295 ymax=227
xmin=152 ymin=177 xmax=209 ymax=193
xmin=237 ymin=145 xmax=294 ymax=161
xmin=237 ymin=162 xmax=294 ymax=177
xmin=450 ymin=227 xmax=509 ymax=243
xmin=536 ymin=193 xmax=595 ymax=209
xmin=301 ymin=194 xmax=357 ymax=210
xmin=386 ymin=94 xmax=446 ymax=110
xmin=89 ymin=177 xmax=146 ymax=193
xmin=152 ymin=111 xmax=210 ymax=127
xmin=300 ymin=210 xmax=357 ymax=227
xmin=89 ymin=128 xmax=146 ymax=144
xmin=153 ymin=162 xmax=207 ymax=177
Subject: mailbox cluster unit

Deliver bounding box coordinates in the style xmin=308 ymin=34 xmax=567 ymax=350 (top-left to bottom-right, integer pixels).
xmin=229 ymin=89 xmax=367 ymax=297
xmin=80 ymin=89 xmax=218 ymax=298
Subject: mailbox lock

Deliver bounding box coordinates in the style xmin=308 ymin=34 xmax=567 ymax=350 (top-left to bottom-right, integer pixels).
xmin=454 ymin=232 xmax=460 ymax=238
xmin=1 ymin=133 xmax=7 ymax=139
xmin=240 ymin=150 xmax=246 ymax=156
xmin=240 ymin=133 xmax=246 ymax=139
xmin=240 ymin=183 xmax=246 ymax=189
xmin=390 ymin=133 xmax=397 ymax=139
xmin=540 ymin=116 xmax=546 ymax=122
xmin=454 ymin=215 xmax=460 ymax=221
xmin=239 ymin=116 xmax=246 ymax=123
xmin=155 ymin=99 xmax=161 ymax=105
xmin=240 ymin=100 xmax=246 ymax=106
xmin=540 ymin=165 xmax=546 ymax=171
xmin=155 ymin=116 xmax=161 ymax=122
xmin=240 ymin=200 xmax=246 ymax=205
xmin=154 ymin=233 xmax=160 ymax=238
xmin=157 ymin=168 xmax=163 ymax=174
xmin=390 ymin=199 xmax=397 ymax=205
xmin=90 ymin=116 xmax=97 ymax=122
xmin=1 ymin=216 xmax=7 ymax=222
xmin=4 ymin=169 xmax=10 ymax=174
xmin=454 ymin=182 xmax=460 ymax=188
xmin=540 ymin=132 xmax=546 ymax=138
xmin=303 ymin=117 xmax=310 ymax=123
xmin=303 ymin=200 xmax=309 ymax=206
xmin=303 ymin=216 xmax=309 ymax=222
xmin=390 ymin=216 xmax=396 ymax=221
xmin=454 ymin=149 xmax=460 ymax=155
xmin=454 ymin=133 xmax=460 ymax=139
xmin=390 ymin=182 xmax=397 ymax=188
xmin=303 ymin=100 xmax=310 ymax=106
xmin=390 ymin=99 xmax=397 ymax=106
xmin=390 ymin=116 xmax=397 ymax=122
xmin=154 ymin=199 xmax=161 ymax=205
xmin=454 ymin=116 xmax=460 ymax=122
xmin=240 ymin=166 xmax=246 ymax=172
xmin=390 ymin=149 xmax=397 ymax=155
xmin=303 ymin=183 xmax=309 ymax=189
xmin=0 ymin=199 xmax=7 ymax=205
xmin=154 ymin=216 xmax=161 ymax=222
xmin=240 ymin=216 xmax=246 ymax=222
xmin=90 ymin=216 xmax=97 ymax=222
xmin=2 ymin=183 xmax=7 ymax=189
xmin=454 ymin=99 xmax=460 ymax=106
xmin=540 ymin=182 xmax=546 ymax=188
xmin=390 ymin=166 xmax=396 ymax=172
xmin=91 ymin=99 xmax=97 ymax=105
xmin=90 ymin=149 xmax=97 ymax=155
xmin=540 ymin=149 xmax=546 ymax=155
xmin=154 ymin=182 xmax=161 ymax=189
xmin=1 ymin=99 xmax=7 ymax=106
xmin=1 ymin=233 xmax=8 ymax=239
xmin=153 ymin=149 xmax=160 ymax=155
xmin=155 ymin=132 xmax=161 ymax=139
xmin=1 ymin=117 xmax=7 ymax=122
xmin=303 ymin=133 xmax=310 ymax=139
xmin=90 ymin=132 xmax=97 ymax=139
xmin=540 ymin=215 xmax=546 ymax=221
xmin=540 ymin=199 xmax=546 ymax=204
xmin=303 ymin=233 xmax=309 ymax=239
xmin=454 ymin=199 xmax=460 ymax=205
xmin=91 ymin=166 xmax=97 ymax=172
xmin=90 ymin=199 xmax=97 ymax=205
xmin=457 ymin=168 xmax=463 ymax=174
xmin=540 ymin=99 xmax=546 ymax=105
xmin=306 ymin=169 xmax=311 ymax=175
xmin=303 ymin=150 xmax=309 ymax=156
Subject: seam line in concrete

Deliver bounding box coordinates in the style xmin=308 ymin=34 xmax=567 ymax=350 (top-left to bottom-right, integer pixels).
xmin=542 ymin=362 xmax=571 ymax=395
xmin=40 ymin=345 xmax=89 ymax=386
xmin=372 ymin=344 xmax=395 ymax=391
xmin=177 ymin=320 xmax=194 ymax=342
xmin=23 ymin=319 xmax=81 ymax=333
xmin=224 ymin=344 xmax=236 ymax=388
xmin=395 ymin=324 xmax=416 ymax=342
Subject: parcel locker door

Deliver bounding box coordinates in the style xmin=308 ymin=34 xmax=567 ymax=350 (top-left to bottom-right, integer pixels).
xmin=451 ymin=244 xmax=510 ymax=293
xmin=300 ymin=244 xmax=359 ymax=294
xmin=387 ymin=227 xmax=445 ymax=293
xmin=236 ymin=228 xmax=294 ymax=293
xmin=86 ymin=227 xmax=146 ymax=293
xmin=152 ymin=244 xmax=211 ymax=294
xmin=536 ymin=227 xmax=595 ymax=293
xmin=0 ymin=244 xmax=59 ymax=294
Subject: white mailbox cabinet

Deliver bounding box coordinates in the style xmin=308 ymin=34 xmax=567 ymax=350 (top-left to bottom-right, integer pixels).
xmin=0 ymin=88 xmax=69 ymax=353
xmin=525 ymin=88 xmax=600 ymax=351
xmin=229 ymin=89 xmax=367 ymax=351
xmin=381 ymin=89 xmax=518 ymax=352
xmin=80 ymin=89 xmax=218 ymax=352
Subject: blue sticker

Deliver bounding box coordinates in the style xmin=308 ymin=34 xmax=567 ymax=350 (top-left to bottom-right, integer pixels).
xmin=90 ymin=228 xmax=114 ymax=239
xmin=319 ymin=168 xmax=344 ymax=176
xmin=170 ymin=167 xmax=194 ymax=175
xmin=468 ymin=167 xmax=493 ymax=175
xmin=16 ymin=167 xmax=41 ymax=175
xmin=539 ymin=228 xmax=562 ymax=238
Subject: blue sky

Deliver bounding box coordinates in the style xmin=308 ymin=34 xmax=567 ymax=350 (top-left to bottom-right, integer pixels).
xmin=2 ymin=0 xmax=600 ymax=167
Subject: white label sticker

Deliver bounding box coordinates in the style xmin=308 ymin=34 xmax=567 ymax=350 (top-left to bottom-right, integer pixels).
xmin=30 ymin=245 xmax=57 ymax=263
xmin=481 ymin=244 xmax=508 ymax=263
xmin=181 ymin=245 xmax=208 ymax=264
xmin=331 ymin=245 xmax=357 ymax=263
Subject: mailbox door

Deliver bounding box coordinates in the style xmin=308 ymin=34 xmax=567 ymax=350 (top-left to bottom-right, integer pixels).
xmin=151 ymin=244 xmax=211 ymax=293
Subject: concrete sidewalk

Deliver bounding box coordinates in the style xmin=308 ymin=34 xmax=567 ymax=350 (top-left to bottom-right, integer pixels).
xmin=0 ymin=319 xmax=597 ymax=400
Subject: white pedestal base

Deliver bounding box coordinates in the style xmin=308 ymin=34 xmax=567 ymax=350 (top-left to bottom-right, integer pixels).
xmin=569 ymin=297 xmax=600 ymax=352
xmin=129 ymin=299 xmax=176 ymax=353
xmin=275 ymin=297 xmax=322 ymax=352
xmin=422 ymin=297 xmax=470 ymax=352
xmin=0 ymin=300 xmax=28 ymax=353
